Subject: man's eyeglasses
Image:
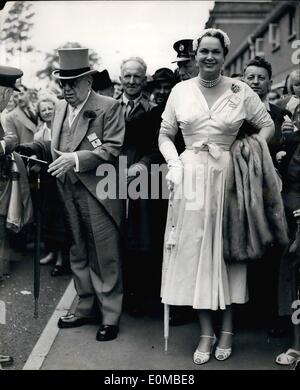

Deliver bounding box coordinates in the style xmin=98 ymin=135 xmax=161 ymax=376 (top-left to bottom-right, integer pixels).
xmin=58 ymin=78 xmax=82 ymax=89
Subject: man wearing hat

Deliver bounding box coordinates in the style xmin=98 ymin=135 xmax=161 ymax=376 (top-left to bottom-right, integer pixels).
xmin=172 ymin=39 xmax=199 ymax=81
xmin=18 ymin=48 xmax=125 ymax=341
xmin=0 ymin=64 xmax=23 ymax=368
xmin=92 ymin=69 xmax=115 ymax=97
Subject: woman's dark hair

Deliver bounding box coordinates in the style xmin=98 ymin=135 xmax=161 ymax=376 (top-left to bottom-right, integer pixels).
xmin=195 ymin=31 xmax=229 ymax=57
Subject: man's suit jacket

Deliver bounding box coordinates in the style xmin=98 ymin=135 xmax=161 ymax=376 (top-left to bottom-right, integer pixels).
xmin=239 ymin=102 xmax=292 ymax=164
xmin=51 ymin=90 xmax=125 ymax=230
xmin=0 ymin=123 xmax=18 ymax=156
xmin=3 ymin=105 xmax=37 ymax=144
xmin=118 ymin=94 xmax=156 ymax=168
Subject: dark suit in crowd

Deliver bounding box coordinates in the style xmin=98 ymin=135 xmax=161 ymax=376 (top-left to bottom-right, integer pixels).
xmin=4 ymin=105 xmax=38 ymax=144
xmin=241 ymin=102 xmax=293 ymax=333
xmin=118 ymin=93 xmax=160 ymax=314
xmin=239 ymin=102 xmax=292 ymax=165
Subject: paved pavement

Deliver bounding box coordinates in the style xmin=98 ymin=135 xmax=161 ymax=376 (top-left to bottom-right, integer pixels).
xmin=0 ymin=246 xmax=71 ymax=370
xmin=21 ymin=281 xmax=293 ymax=371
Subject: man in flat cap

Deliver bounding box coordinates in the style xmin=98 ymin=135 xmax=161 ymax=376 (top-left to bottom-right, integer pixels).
xmin=0 ymin=64 xmax=23 ymax=368
xmin=18 ymin=48 xmax=125 ymax=341
xmin=172 ymin=39 xmax=199 ymax=81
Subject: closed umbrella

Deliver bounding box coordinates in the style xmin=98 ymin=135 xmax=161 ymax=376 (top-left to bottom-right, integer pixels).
xmin=19 ymin=154 xmax=47 ymax=318
xmin=164 ymin=303 xmax=169 ymax=353
xmin=164 ymin=187 xmax=177 ymax=353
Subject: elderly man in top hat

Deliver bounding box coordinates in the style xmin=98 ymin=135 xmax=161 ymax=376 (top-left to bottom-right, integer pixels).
xmin=17 ymin=48 xmax=125 ymax=341
xmin=172 ymin=39 xmax=199 ymax=81
xmin=0 ymin=64 xmax=23 ymax=368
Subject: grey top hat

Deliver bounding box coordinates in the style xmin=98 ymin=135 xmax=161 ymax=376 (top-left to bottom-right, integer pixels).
xmin=0 ymin=65 xmax=23 ymax=91
xmin=52 ymin=48 xmax=98 ymax=79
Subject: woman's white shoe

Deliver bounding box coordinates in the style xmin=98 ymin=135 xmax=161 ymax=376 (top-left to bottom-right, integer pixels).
xmin=214 ymin=331 xmax=233 ymax=361
xmin=276 ymin=348 xmax=300 ymax=365
xmin=193 ymin=335 xmax=216 ymax=365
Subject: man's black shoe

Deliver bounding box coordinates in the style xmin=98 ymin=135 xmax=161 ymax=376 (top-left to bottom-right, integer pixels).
xmin=0 ymin=354 xmax=14 ymax=367
xmin=96 ymin=325 xmax=119 ymax=341
xmin=51 ymin=265 xmax=71 ymax=277
xmin=58 ymin=314 xmax=98 ymax=328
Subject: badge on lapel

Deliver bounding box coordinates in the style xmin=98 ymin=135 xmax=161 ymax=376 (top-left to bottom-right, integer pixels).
xmin=87 ymin=132 xmax=102 ymax=148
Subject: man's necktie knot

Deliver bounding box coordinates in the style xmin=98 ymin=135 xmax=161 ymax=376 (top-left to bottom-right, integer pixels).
xmin=69 ymin=106 xmax=77 ymax=126
xmin=126 ymin=100 xmax=134 ymax=119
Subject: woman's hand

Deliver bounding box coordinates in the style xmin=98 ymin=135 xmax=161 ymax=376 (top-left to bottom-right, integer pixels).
xmin=166 ymin=159 xmax=183 ymax=191
xmin=293 ymin=209 xmax=300 ymax=219
xmin=126 ymin=162 xmax=147 ymax=184
xmin=127 ymin=162 xmax=147 ymax=178
xmin=276 ymin=151 xmax=287 ymax=164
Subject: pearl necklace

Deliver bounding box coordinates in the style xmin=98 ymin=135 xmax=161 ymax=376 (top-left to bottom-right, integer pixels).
xmin=199 ymin=74 xmax=222 ymax=88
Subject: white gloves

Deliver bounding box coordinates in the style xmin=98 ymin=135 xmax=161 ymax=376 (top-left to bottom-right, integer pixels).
xmin=166 ymin=159 xmax=183 ymax=190
xmin=159 ymin=140 xmax=183 ymax=190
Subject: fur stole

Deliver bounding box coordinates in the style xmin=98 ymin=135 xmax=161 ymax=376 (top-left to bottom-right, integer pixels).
xmin=223 ymin=134 xmax=289 ymax=262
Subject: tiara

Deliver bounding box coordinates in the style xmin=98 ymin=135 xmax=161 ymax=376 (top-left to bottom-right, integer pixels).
xmin=193 ymin=28 xmax=231 ymax=51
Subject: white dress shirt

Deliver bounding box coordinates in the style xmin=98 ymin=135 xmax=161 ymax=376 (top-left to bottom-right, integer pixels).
xmin=67 ymin=90 xmax=91 ymax=171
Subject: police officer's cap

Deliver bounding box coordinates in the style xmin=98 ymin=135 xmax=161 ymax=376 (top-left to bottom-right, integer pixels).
xmin=172 ymin=39 xmax=196 ymax=63
xmin=0 ymin=65 xmax=23 ymax=92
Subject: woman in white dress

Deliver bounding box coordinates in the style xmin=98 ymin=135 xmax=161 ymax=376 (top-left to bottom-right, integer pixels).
xmin=158 ymin=28 xmax=275 ymax=365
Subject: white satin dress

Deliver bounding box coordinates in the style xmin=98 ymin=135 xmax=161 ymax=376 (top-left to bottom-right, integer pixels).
xmin=160 ymin=77 xmax=273 ymax=310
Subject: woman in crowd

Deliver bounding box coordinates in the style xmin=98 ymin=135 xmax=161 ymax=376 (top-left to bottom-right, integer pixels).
xmin=277 ymin=69 xmax=300 ymax=131
xmin=34 ymin=92 xmax=57 ymax=142
xmin=158 ymin=28 xmax=274 ymax=365
xmin=34 ymin=91 xmax=70 ymax=276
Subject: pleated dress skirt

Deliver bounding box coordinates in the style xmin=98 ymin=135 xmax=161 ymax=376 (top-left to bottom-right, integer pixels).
xmin=161 ymin=148 xmax=248 ymax=310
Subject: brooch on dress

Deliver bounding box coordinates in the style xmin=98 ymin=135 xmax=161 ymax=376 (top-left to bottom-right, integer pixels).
xmin=231 ymin=83 xmax=241 ymax=93
xmin=228 ymin=84 xmax=241 ymax=107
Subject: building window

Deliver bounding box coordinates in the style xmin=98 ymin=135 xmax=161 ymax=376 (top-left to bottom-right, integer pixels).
xmin=288 ymin=8 xmax=296 ymax=38
xmin=248 ymin=48 xmax=252 ymax=60
xmin=240 ymin=53 xmax=244 ymax=72
xmin=255 ymin=38 xmax=265 ymax=57
xmin=232 ymin=62 xmax=236 ymax=76
xmin=269 ymin=23 xmax=280 ymax=51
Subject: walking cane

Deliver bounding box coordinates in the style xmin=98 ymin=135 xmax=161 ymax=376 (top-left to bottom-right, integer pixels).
xmin=33 ymin=171 xmax=41 ymax=318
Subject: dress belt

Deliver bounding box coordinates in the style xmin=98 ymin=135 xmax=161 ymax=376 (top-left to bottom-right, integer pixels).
xmin=185 ymin=140 xmax=231 ymax=160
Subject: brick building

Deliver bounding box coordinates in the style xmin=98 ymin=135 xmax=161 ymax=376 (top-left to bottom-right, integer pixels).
xmin=205 ymin=0 xmax=300 ymax=90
